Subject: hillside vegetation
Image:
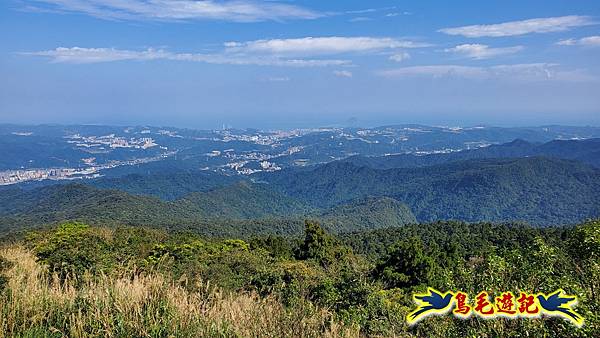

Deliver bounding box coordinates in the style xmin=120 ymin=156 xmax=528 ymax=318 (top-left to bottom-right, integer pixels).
xmin=319 ymin=197 xmax=416 ymax=233
xmin=0 ymin=183 xmax=416 ymax=238
xmin=0 ymin=183 xmax=302 ymax=232
xmin=1 ymin=157 xmax=598 ymax=236
xmin=0 ymin=220 xmax=598 ymax=337
xmin=266 ymin=157 xmax=600 ymax=225
xmin=91 ymin=170 xmax=238 ymax=200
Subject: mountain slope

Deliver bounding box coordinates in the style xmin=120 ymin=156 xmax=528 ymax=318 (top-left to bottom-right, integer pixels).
xmin=265 ymin=157 xmax=600 ymax=225
xmin=0 ymin=181 xmax=314 ymax=235
xmin=318 ymin=197 xmax=416 ymax=233
xmin=90 ymin=171 xmax=238 ymax=200
xmin=0 ymin=184 xmax=184 ymax=231
xmin=3 ymin=156 xmax=598 ymax=232
xmin=179 ymin=181 xmax=314 ymax=219
xmin=0 ymin=183 xmax=415 ymax=237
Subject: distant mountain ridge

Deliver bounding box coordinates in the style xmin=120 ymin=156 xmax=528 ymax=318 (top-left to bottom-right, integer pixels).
xmin=2 ymin=123 xmax=600 ymax=176
xmin=265 ymin=156 xmax=600 ymax=225
xmin=341 ymin=138 xmax=600 ymax=169
xmin=1 ymin=137 xmax=598 ymax=233
xmin=178 ymin=181 xmax=314 ymax=219
xmin=3 ymin=156 xmax=597 ymax=231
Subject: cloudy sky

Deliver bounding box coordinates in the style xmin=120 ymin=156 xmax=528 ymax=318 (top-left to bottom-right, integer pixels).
xmin=1 ymin=0 xmax=599 ymax=128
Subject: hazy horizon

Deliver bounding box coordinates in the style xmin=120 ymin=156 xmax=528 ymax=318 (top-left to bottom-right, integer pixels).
xmin=2 ymin=1 xmax=600 ymax=129
xmin=2 ymin=117 xmax=600 ymax=131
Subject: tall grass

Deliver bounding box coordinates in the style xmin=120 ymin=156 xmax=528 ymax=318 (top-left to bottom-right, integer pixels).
xmin=0 ymin=245 xmax=359 ymax=337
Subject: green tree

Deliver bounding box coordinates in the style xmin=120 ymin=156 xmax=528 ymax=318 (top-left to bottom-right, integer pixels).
xmin=376 ymin=236 xmax=436 ymax=288
xmin=296 ymin=220 xmax=347 ymax=268
xmin=33 ymin=222 xmax=113 ymax=279
xmin=569 ymin=220 xmax=600 ymax=302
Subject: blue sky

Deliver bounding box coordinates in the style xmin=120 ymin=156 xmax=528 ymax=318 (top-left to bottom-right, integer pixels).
xmin=1 ymin=0 xmax=599 ymax=129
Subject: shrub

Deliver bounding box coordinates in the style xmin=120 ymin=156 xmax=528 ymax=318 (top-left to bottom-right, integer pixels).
xmin=33 ymin=222 xmax=114 ymax=279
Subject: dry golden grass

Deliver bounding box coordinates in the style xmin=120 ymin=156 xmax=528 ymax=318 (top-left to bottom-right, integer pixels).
xmin=0 ymin=245 xmax=359 ymax=337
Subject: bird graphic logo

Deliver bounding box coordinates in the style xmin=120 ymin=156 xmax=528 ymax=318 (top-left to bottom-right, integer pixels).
xmin=537 ymin=289 xmax=584 ymax=327
xmin=407 ymin=288 xmax=584 ymax=327
xmin=407 ymin=288 xmax=454 ymax=325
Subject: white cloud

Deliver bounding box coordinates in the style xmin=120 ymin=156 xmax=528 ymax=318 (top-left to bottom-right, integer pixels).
xmin=345 ymin=7 xmax=396 ymax=15
xmin=24 ymin=36 xmax=433 ymax=67
xmin=580 ymin=36 xmax=600 ymax=46
xmin=264 ymin=76 xmax=290 ymax=82
xmin=439 ymin=15 xmax=595 ymax=38
xmin=379 ymin=65 xmax=488 ymax=79
xmin=333 ymin=70 xmax=353 ymax=78
xmin=224 ymin=37 xmax=430 ymax=56
xmin=385 ymin=11 xmax=411 ymax=17
xmin=389 ymin=52 xmax=410 ymax=62
xmin=23 ymin=47 xmax=351 ymax=67
xmin=349 ymin=17 xmax=372 ymax=22
xmin=24 ymin=0 xmax=322 ymax=22
xmin=557 ymin=39 xmax=578 ymax=46
xmin=377 ymin=63 xmax=595 ymax=82
xmin=557 ymin=36 xmax=600 ymax=47
xmin=24 ymin=47 xmax=168 ymax=63
xmin=345 ymin=8 xmax=378 ymax=15
xmin=444 ymin=44 xmax=523 ymax=59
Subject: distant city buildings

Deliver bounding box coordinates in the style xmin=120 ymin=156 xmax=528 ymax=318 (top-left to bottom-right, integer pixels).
xmin=0 ymin=151 xmax=176 ymax=186
xmin=0 ymin=168 xmax=100 ymax=185
xmin=65 ymin=134 xmax=158 ymax=150
xmin=2 ymin=125 xmax=524 ymax=185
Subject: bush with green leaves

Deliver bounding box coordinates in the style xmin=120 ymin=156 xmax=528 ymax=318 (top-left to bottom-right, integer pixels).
xmin=32 ymin=222 xmax=114 ymax=279
xmin=13 ymin=219 xmax=600 ymax=337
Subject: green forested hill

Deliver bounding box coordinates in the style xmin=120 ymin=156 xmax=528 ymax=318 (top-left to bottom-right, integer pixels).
xmin=90 ymin=170 xmax=238 ymax=200
xmin=178 ymin=181 xmax=315 ymax=219
xmin=0 ymin=184 xmax=185 ymax=231
xmin=265 ymin=157 xmax=600 ymax=225
xmin=1 ymin=156 xmax=598 ymax=234
xmin=0 ymin=183 xmax=412 ymax=236
xmin=338 ymin=220 xmax=565 ymax=259
xmin=0 ymin=182 xmax=309 ymax=232
xmin=318 ymin=197 xmax=416 ymax=233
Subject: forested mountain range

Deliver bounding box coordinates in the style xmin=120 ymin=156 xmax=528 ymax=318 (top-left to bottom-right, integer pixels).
xmin=341 ymin=138 xmax=600 ymax=169
xmin=1 ymin=156 xmax=598 ymax=236
xmin=265 ymin=157 xmax=600 ymax=225
xmin=1 ymin=130 xmax=599 ymax=236
xmin=0 ymin=182 xmax=417 ymax=237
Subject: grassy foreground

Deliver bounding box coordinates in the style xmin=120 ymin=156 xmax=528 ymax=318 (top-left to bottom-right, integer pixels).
xmin=0 ymin=245 xmax=357 ymax=337
xmin=0 ymin=220 xmax=598 ymax=337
